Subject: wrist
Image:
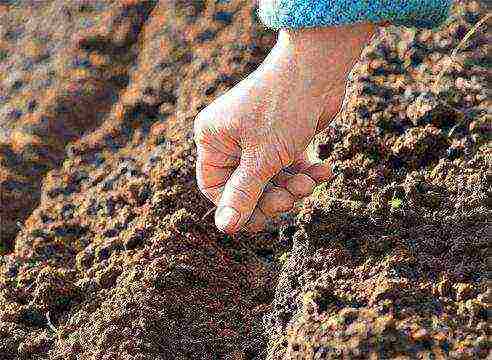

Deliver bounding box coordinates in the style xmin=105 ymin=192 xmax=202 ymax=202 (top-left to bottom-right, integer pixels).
xmin=276 ymin=23 xmax=377 ymax=78
xmin=274 ymin=23 xmax=376 ymax=96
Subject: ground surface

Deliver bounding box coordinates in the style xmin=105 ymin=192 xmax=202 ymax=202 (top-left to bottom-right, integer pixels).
xmin=0 ymin=0 xmax=490 ymax=359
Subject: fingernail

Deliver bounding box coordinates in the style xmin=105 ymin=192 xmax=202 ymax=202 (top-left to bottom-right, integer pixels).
xmin=215 ymin=206 xmax=240 ymax=233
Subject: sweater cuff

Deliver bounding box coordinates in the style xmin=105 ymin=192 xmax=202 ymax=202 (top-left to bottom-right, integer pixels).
xmin=257 ymin=0 xmax=453 ymax=31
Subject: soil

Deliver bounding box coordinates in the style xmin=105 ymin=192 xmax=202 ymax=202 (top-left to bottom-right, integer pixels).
xmin=0 ymin=0 xmax=490 ymax=359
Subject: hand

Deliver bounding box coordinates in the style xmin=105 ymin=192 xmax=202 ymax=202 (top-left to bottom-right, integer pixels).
xmin=194 ymin=24 xmax=375 ymax=234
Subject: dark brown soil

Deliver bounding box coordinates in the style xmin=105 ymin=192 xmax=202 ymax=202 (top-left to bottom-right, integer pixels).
xmin=0 ymin=0 xmax=490 ymax=359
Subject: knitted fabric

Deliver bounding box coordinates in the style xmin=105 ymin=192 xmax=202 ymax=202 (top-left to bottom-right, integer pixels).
xmin=257 ymin=0 xmax=453 ymax=30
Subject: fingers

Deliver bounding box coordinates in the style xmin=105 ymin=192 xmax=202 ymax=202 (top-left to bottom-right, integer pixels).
xmin=244 ymin=208 xmax=267 ymax=233
xmin=196 ymin=155 xmax=233 ymax=203
xmin=196 ymin=130 xmax=334 ymax=234
xmin=195 ymin=138 xmax=240 ymax=204
xmin=258 ymin=186 xmax=295 ymax=217
xmin=285 ymin=154 xmax=312 ymax=174
xmin=214 ymin=158 xmax=275 ymax=234
xmin=210 ymin=159 xmax=333 ymax=234
xmin=285 ymin=173 xmax=317 ymax=198
xmin=302 ymin=161 xmax=333 ymax=183
xmin=240 ymin=173 xmax=314 ymax=233
xmin=272 ymin=171 xmax=313 ymax=197
xmin=242 ymin=168 xmax=327 ymax=233
xmin=273 ymin=154 xmax=333 ymax=192
xmin=286 ymin=152 xmax=334 ymax=183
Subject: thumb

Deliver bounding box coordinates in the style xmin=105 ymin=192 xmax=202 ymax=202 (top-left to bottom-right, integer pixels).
xmin=214 ymin=154 xmax=278 ymax=234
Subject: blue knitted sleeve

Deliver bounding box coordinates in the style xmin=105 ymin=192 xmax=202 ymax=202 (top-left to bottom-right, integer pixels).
xmin=257 ymin=0 xmax=454 ymax=30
